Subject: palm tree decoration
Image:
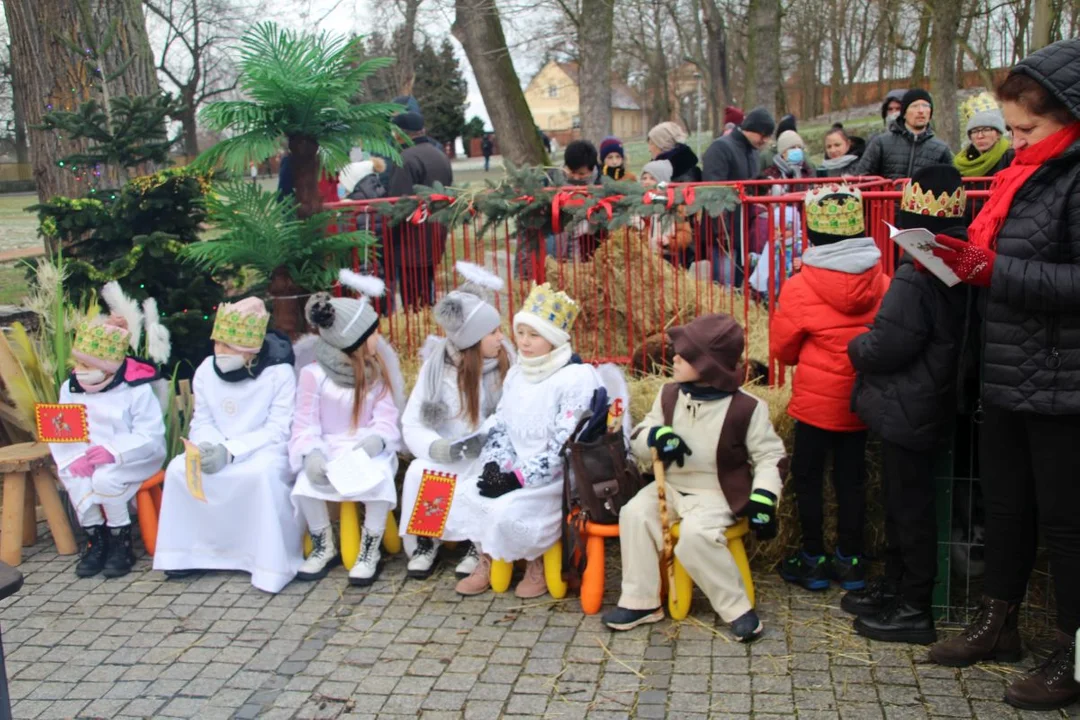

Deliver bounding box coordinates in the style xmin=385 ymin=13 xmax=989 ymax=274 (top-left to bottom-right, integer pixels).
xmin=195 ymin=21 xmax=402 ymax=333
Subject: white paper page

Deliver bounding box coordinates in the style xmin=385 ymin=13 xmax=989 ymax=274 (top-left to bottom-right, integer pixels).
xmin=885 ymin=222 xmax=961 ymax=287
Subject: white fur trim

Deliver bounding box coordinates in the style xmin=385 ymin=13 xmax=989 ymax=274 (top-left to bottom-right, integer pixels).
xmin=338 ymin=269 xmax=386 ymax=298
xmin=455 ymin=261 xmax=504 ymax=291
xmin=100 ymin=281 xmax=144 ymax=352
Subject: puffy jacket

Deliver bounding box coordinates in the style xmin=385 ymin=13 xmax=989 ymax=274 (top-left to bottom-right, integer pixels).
xmin=852 ymin=122 xmax=954 ymax=179
xmin=655 ymin=143 xmax=702 ymax=183
xmin=702 ymin=129 xmax=758 ymax=183
xmin=771 ymin=237 xmax=890 ymax=431
xmin=387 ymin=138 xmax=453 ymax=267
xmin=979 ymin=39 xmax=1080 ymax=415
xmin=848 ymin=253 xmax=972 ymax=451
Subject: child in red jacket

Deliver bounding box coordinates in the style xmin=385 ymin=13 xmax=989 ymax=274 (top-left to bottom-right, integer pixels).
xmin=770 ymin=184 xmax=889 ymax=591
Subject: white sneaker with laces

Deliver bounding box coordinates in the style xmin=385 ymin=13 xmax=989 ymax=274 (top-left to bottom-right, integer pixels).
xmin=348 ymin=530 xmax=382 ymax=586
xmin=456 ymin=543 xmax=480 ymax=579
xmin=297 ymin=527 xmax=337 ymax=581
xmin=407 ymin=537 xmax=440 ymax=578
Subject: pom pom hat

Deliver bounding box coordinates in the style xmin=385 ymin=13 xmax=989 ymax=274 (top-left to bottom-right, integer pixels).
xmin=513 ymin=283 xmax=580 ymax=348
xmin=304 ymin=270 xmax=385 ymax=354
xmin=434 ymin=261 xmax=504 ymax=350
xmin=211 ymin=296 xmax=269 ymax=353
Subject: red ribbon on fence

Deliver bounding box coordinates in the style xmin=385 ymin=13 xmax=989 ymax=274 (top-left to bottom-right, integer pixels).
xmin=551 ymin=189 xmax=588 ymax=234
xmin=682 ymin=186 xmax=695 ymax=206
xmin=586 ymin=194 xmax=625 ymax=224
xmin=408 ymin=194 xmax=456 ymax=225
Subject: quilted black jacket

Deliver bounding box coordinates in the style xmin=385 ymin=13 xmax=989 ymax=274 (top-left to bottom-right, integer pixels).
xmin=980 ymin=38 xmax=1080 ymax=415
xmin=852 ymin=122 xmax=954 ymax=179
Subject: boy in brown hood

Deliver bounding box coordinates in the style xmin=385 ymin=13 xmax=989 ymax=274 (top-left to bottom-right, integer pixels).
xmin=603 ymin=314 xmax=788 ymax=641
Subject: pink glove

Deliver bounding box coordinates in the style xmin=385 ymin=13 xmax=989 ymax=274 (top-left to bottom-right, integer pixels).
xmin=69 ymin=456 xmax=96 ymax=478
xmin=85 ymin=446 xmax=115 ymax=467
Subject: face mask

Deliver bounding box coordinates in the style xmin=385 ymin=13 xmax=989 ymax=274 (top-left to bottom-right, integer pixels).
xmin=786 ymin=148 xmax=804 ymax=164
xmin=215 ymin=354 xmax=247 ymax=373
xmin=75 ymin=369 xmax=106 ymax=386
xmin=886 ymin=112 xmax=900 ymax=125
xmin=337 ymin=183 xmax=348 ymax=200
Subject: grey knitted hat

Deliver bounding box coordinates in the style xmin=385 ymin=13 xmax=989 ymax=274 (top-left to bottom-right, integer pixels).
xmin=434 ymin=262 xmax=503 ymax=350
xmin=966 ymin=109 xmax=1006 ymax=137
xmin=304 ymin=270 xmax=385 ymax=353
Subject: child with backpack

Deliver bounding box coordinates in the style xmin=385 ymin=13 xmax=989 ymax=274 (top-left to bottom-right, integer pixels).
xmin=770 ymin=184 xmax=889 ymax=592
xmin=603 ymin=314 xmax=788 ymax=641
xmin=454 ymin=283 xmax=600 ymax=599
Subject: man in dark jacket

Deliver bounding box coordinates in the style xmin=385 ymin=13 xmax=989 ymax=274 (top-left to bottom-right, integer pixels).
xmin=853 ymin=89 xmax=954 ymax=179
xmin=844 ymin=165 xmax=971 ymax=646
xmin=386 ymin=112 xmax=453 ymax=311
xmin=702 ymin=107 xmax=774 ymax=285
xmin=481 ymin=134 xmax=494 ymax=172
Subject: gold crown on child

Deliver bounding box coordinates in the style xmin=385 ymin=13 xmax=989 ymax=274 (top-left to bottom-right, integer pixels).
xmin=73 ymin=320 xmax=129 ymax=363
xmin=804 ymin=184 xmax=865 ymax=236
xmin=524 ymin=283 xmax=580 ymax=333
xmin=901 ymin=181 xmax=966 ymax=219
xmin=211 ymin=304 xmax=270 ymax=348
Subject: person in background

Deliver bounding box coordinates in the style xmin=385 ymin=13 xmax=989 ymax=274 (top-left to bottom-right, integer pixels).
xmin=482 ymin=134 xmax=494 ymax=172
xmin=647 ymin=122 xmax=702 ymax=183
xmin=954 ymin=108 xmax=1014 ymax=178
xmin=760 ymin=130 xmax=813 ymax=192
xmin=760 ymin=114 xmax=799 ymax=171
xmin=925 ymin=38 xmax=1080 ymax=711
xmin=853 ymin=89 xmax=954 ymax=179
xmin=881 ymin=89 xmax=907 ymax=128
xmin=640 ymin=159 xmax=694 ymax=266
xmin=600 ymin=136 xmax=636 ymax=181
xmin=640 ymin=159 xmax=673 ymax=188
xmin=818 ymin=124 xmax=866 ymax=177
xmin=723 ymin=106 xmax=744 ymax=136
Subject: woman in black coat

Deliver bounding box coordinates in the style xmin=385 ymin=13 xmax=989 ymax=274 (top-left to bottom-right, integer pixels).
xmin=646 ymin=121 xmax=702 ymax=183
xmin=844 ymin=165 xmax=971 ymax=646
xmin=928 ymin=38 xmax=1080 ymax=711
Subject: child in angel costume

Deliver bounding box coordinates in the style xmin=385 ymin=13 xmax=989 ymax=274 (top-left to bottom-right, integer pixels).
xmin=48 ymin=312 xmax=167 ymax=578
xmin=153 ymin=297 xmax=304 ymax=593
xmin=290 ymin=270 xmax=404 ymax=586
xmin=454 ymin=283 xmax=600 ymax=598
xmin=399 ymin=262 xmax=515 ymax=579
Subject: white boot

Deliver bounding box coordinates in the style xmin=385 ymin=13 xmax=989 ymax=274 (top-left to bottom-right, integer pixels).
xmin=407 ymin=537 xmax=440 ymax=579
xmin=455 ymin=543 xmax=480 ymax=579
xmin=297 ymin=527 xmax=337 ymax=581
xmin=348 ymin=529 xmax=382 ymax=587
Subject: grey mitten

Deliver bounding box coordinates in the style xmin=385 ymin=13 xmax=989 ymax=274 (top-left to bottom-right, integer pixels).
xmin=429 ymin=439 xmax=455 ymax=464
xmin=457 ymin=433 xmax=487 ymax=459
xmin=198 ymin=442 xmax=231 ymax=474
xmin=354 ymin=435 xmax=385 ymax=457
xmin=303 ymin=449 xmax=330 ymax=488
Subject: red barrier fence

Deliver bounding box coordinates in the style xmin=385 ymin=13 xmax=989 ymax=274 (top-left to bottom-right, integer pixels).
xmin=325 ymin=177 xmax=992 ymax=380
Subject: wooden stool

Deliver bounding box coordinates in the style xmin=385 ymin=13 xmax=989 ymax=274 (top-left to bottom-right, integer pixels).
xmin=0 ymin=442 xmax=78 ymax=566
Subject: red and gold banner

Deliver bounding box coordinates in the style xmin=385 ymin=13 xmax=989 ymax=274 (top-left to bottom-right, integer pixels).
xmin=34 ymin=403 xmax=89 ymax=443
xmin=406 ymin=470 xmax=457 ymax=538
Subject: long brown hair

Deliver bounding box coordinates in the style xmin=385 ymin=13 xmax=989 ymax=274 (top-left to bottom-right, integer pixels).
xmin=457 ymin=342 xmax=510 ymax=428
xmin=349 ymin=340 xmax=392 ymax=430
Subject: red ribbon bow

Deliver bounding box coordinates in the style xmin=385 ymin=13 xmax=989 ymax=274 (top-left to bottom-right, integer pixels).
xmin=551 ymin=189 xmax=588 ymax=234
xmin=586 ymin=194 xmax=625 ymax=224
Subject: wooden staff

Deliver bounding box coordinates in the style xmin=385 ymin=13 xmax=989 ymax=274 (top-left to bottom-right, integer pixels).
xmin=652 ymin=448 xmax=677 ymax=605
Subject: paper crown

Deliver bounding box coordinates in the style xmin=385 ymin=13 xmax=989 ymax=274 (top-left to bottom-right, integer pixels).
xmin=522 ymin=283 xmax=580 ymax=334
xmin=901 ymin=181 xmax=967 ymax=219
xmin=73 ymin=319 xmax=130 ymax=364
xmin=961 ymin=92 xmax=999 ymax=126
xmin=211 ymin=299 xmax=270 ymax=350
xmin=804 ymin=184 xmax=865 ymax=237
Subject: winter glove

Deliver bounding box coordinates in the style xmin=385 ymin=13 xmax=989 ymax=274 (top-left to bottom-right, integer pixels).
xmin=743 ymin=489 xmax=778 ymax=540
xmin=454 ymin=434 xmax=487 ymax=460
xmin=354 ymin=436 xmax=385 ymax=457
xmin=198 ymin=443 xmax=231 ymax=475
xmin=480 ymin=461 xmax=502 ymax=486
xmin=85 ymin=446 xmax=115 ymax=467
xmin=931 ymin=234 xmax=995 ymax=287
xmin=303 ymin=449 xmax=331 ymax=488
xmin=647 ymin=426 xmax=693 ymax=468
xmin=68 ymin=456 xmax=96 ymax=478
xmin=429 ymin=439 xmax=455 ymax=464
xmin=478 ymin=470 xmax=522 ymax=499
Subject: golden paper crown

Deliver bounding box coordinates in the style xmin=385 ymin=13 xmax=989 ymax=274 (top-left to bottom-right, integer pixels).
xmin=961 ymin=92 xmax=999 ymax=126
xmin=211 ymin=301 xmax=270 ymax=349
xmin=804 ymin=184 xmax=865 ymax=237
xmin=522 ymin=283 xmax=580 ymax=334
xmin=901 ymin=181 xmax=967 ymax=219
xmin=73 ymin=320 xmax=129 ymax=363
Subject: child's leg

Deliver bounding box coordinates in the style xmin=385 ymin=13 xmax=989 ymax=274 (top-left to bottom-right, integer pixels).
xmin=101 ymin=499 xmax=131 ymax=528
xmin=77 ymin=502 xmax=105 ymax=528
xmin=675 ymin=496 xmax=751 ymax=623
xmin=362 ymin=501 xmax=391 ymax=536
xmin=295 ymin=496 xmax=332 ymax=533
xmin=791 ymin=421 xmax=831 ymax=555
xmin=616 ymin=485 xmax=667 ymax=610
xmin=883 ymin=440 xmax=936 ymax=609
xmin=831 ymin=430 xmax=868 ymax=558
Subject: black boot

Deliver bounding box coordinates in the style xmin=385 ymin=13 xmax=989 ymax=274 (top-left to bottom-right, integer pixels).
xmin=854 ymin=600 xmax=937 ymax=645
xmin=842 ymin=576 xmax=898 ymax=617
xmin=102 ymin=524 xmax=135 ymax=578
xmin=75 ymin=524 xmax=108 ymax=578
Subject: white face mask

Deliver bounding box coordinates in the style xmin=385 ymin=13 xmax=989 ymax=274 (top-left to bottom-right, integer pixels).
xmin=75 ymin=369 xmax=107 ymax=386
xmin=886 ymin=112 xmax=900 ymax=125
xmin=215 ymin=354 xmax=247 ymax=373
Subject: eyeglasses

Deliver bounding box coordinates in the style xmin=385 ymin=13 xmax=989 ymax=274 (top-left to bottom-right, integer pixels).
xmin=969 ymin=127 xmax=999 ymax=137
xmin=907 ymin=102 xmax=931 ymax=111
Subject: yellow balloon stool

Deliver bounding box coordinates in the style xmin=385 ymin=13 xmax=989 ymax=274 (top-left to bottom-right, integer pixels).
xmin=667 ymin=517 xmax=754 ymax=620
xmin=489 ymin=543 xmax=567 ymax=598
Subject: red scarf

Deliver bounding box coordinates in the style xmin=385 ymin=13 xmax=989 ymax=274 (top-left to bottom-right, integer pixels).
xmin=969 ymin=123 xmax=1080 ymax=250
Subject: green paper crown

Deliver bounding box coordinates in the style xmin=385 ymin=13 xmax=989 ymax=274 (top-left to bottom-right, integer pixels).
xmin=73 ymin=320 xmax=129 ymax=363
xmin=804 ymin=184 xmax=865 ymax=237
xmin=211 ymin=304 xmax=269 ymax=348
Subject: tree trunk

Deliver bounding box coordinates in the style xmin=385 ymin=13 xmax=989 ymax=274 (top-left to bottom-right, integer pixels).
xmin=1032 ymin=0 xmax=1053 ymax=50
xmin=700 ymin=0 xmax=728 ymax=136
xmin=180 ymin=87 xmax=200 ymax=157
xmin=10 ymin=62 xmax=30 ymax=165
xmin=4 ymin=0 xmax=161 ymax=213
xmin=928 ymin=0 xmax=962 ymax=150
xmin=289 ymin=134 xmax=322 ymax=221
xmin=829 ymin=0 xmax=845 ymax=112
xmin=578 ymin=0 xmax=614 ymax=144
xmin=395 ymin=0 xmax=423 ymax=96
xmin=269 ymin=266 xmax=305 ymax=340
xmin=744 ymin=0 xmax=780 ymax=116
xmin=910 ymin=5 xmax=932 ymax=87
xmin=452 ymin=0 xmax=546 ymax=166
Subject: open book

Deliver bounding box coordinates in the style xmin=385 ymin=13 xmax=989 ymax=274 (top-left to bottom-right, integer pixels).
xmin=886 ymin=222 xmax=961 ymax=287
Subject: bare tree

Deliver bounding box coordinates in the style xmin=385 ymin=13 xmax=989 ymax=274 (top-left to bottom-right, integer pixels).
xmin=578 ymin=0 xmax=613 ymax=143
xmin=744 ymin=0 xmax=780 ymax=115
xmin=928 ymin=0 xmax=961 ymax=148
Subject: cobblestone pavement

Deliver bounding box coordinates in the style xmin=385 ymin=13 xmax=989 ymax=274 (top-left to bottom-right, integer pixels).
xmin=2 ymin=533 xmax=1078 ymax=720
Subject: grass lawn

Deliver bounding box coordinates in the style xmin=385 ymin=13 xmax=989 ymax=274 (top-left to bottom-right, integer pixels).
xmin=0 ymin=263 xmax=29 ymax=305
xmin=0 ymin=192 xmax=42 ymax=255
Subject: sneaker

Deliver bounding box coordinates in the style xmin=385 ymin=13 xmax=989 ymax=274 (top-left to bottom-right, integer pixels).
xmin=75 ymin=524 xmax=108 ymax=578
xmin=841 ymin=576 xmax=898 ymax=617
xmin=602 ymin=606 xmax=665 ymax=631
xmin=102 ymin=524 xmax=135 ymax=578
xmin=730 ymin=610 xmax=764 ymax=643
xmin=514 ymin=558 xmax=547 ymax=599
xmin=779 ymin=551 xmax=830 ymax=591
xmin=297 ymin=527 xmax=338 ymax=581
xmin=407 ymin=537 xmax=440 ymax=579
xmin=830 ymin=551 xmax=867 ymax=591
xmin=455 ymin=553 xmax=492 ymax=596
xmin=348 ymin=530 xmax=382 ymax=587
xmin=456 ymin=543 xmax=480 ymax=579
